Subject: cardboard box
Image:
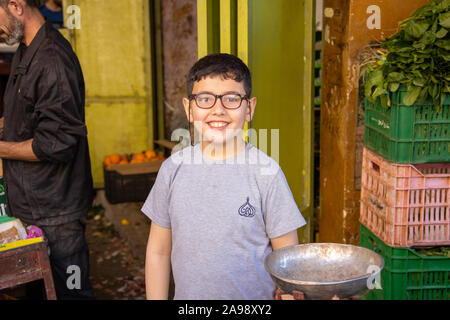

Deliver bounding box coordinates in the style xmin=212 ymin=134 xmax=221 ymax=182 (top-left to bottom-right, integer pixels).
xmin=0 ymin=219 xmax=27 ymax=246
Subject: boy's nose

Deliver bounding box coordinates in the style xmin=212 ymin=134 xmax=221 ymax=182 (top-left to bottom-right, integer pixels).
xmin=211 ymin=97 xmax=227 ymax=114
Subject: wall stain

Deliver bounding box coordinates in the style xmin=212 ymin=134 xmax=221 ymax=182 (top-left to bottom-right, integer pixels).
xmin=161 ymin=0 xmax=198 ymax=138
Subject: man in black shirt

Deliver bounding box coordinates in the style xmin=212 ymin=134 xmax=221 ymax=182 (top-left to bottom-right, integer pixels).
xmin=0 ymin=0 xmax=94 ymax=300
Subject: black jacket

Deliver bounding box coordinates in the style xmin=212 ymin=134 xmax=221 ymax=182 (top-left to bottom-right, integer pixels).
xmin=2 ymin=22 xmax=93 ymax=226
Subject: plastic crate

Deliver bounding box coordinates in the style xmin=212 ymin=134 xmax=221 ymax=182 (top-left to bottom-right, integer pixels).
xmin=104 ymin=166 xmax=158 ymax=204
xmin=364 ymin=87 xmax=450 ymax=164
xmin=360 ymin=147 xmax=450 ymax=247
xmin=0 ymin=177 xmax=14 ymax=224
xmin=360 ymin=224 xmax=450 ymax=300
xmin=0 ymin=216 xmax=15 ymax=224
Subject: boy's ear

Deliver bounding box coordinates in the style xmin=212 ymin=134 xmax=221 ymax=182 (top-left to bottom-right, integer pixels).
xmin=183 ymin=97 xmax=193 ymax=123
xmin=246 ymin=97 xmax=257 ymax=122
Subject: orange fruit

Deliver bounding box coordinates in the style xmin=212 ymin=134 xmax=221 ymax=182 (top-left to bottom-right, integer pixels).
xmin=103 ymin=156 xmax=112 ymax=167
xmin=120 ymin=155 xmax=127 ymax=162
xmin=110 ymin=153 xmax=121 ymax=164
xmin=145 ymin=150 xmax=156 ymax=160
xmin=119 ymin=159 xmax=129 ymax=165
xmin=133 ymin=153 xmax=146 ymax=162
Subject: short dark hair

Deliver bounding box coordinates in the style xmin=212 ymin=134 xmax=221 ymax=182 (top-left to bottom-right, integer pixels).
xmin=186 ymin=53 xmax=252 ymax=97
xmin=0 ymin=0 xmax=41 ymax=10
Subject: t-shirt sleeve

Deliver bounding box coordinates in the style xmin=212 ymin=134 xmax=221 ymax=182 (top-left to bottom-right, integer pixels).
xmin=264 ymin=168 xmax=307 ymax=239
xmin=141 ymin=161 xmax=172 ymax=229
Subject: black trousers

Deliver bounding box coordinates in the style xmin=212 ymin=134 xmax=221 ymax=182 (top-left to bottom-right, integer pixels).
xmin=38 ymin=219 xmax=95 ymax=300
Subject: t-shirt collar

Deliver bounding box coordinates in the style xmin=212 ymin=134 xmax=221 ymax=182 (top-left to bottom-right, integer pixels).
xmin=195 ymin=142 xmax=254 ymax=164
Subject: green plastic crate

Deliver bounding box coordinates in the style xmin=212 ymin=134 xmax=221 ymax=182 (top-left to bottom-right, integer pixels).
xmin=360 ymin=224 xmax=450 ymax=300
xmin=0 ymin=177 xmax=13 ymax=224
xmin=364 ymin=88 xmax=450 ymax=164
xmin=0 ymin=216 xmax=15 ymax=224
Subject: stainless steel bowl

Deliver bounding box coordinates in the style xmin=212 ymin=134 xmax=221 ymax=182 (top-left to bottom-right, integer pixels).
xmin=264 ymin=243 xmax=384 ymax=300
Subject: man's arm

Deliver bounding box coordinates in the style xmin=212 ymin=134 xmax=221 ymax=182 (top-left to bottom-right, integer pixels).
xmin=0 ymin=139 xmax=40 ymax=162
xmin=0 ymin=117 xmax=38 ymax=161
xmin=145 ymin=222 xmax=172 ymax=300
xmin=0 ymin=117 xmax=3 ymax=140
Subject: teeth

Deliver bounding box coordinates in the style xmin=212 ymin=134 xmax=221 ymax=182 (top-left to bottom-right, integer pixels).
xmin=209 ymin=122 xmax=228 ymax=128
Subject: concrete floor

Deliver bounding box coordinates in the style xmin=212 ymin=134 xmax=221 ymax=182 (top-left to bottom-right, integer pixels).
xmin=92 ymin=190 xmax=175 ymax=300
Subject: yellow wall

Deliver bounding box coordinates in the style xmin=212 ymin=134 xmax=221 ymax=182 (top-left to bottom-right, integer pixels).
xmin=64 ymin=0 xmax=154 ymax=188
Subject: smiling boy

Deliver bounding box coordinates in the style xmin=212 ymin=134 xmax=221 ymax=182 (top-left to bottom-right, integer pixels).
xmin=142 ymin=53 xmax=306 ymax=300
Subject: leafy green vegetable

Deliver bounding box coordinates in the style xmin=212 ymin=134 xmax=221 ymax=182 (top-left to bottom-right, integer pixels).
xmin=404 ymin=86 xmax=422 ymax=105
xmin=416 ymin=246 xmax=450 ymax=258
xmin=439 ymin=11 xmax=450 ymax=27
xmin=405 ymin=20 xmax=430 ymax=38
xmin=364 ymin=0 xmax=449 ymax=109
xmin=389 ymin=82 xmax=400 ymax=92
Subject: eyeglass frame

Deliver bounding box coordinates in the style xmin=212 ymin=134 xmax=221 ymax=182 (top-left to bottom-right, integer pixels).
xmin=188 ymin=93 xmax=250 ymax=110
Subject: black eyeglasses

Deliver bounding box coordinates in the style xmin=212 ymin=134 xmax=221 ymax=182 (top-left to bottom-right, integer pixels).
xmin=189 ymin=93 xmax=248 ymax=109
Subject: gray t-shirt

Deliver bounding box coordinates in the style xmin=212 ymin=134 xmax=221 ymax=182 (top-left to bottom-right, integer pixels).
xmin=141 ymin=143 xmax=306 ymax=300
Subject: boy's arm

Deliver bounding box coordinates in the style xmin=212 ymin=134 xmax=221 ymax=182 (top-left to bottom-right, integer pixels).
xmin=271 ymin=230 xmax=303 ymax=300
xmin=270 ymin=230 xmax=299 ymax=251
xmin=145 ymin=222 xmax=172 ymax=300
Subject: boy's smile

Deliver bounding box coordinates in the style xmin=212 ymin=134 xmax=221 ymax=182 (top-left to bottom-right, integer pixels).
xmin=183 ymin=76 xmax=256 ymax=158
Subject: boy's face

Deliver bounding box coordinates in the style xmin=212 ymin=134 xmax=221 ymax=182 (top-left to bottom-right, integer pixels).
xmin=183 ymin=76 xmax=256 ymax=146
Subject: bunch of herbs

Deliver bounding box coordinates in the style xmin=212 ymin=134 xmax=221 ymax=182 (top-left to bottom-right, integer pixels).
xmin=364 ymin=0 xmax=449 ymax=109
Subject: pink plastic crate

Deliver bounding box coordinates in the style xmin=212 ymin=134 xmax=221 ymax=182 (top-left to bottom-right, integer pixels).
xmin=360 ymin=147 xmax=450 ymax=247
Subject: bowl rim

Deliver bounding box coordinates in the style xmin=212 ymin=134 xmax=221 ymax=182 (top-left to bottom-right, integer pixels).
xmin=264 ymin=243 xmax=385 ymax=286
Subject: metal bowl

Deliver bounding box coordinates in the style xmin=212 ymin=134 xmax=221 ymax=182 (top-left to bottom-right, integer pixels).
xmin=264 ymin=243 xmax=384 ymax=300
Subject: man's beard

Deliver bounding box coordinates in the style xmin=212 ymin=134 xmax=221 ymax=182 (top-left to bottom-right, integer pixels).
xmin=0 ymin=12 xmax=24 ymax=45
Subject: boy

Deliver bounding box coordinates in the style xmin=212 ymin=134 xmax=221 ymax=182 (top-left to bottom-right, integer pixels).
xmin=142 ymin=53 xmax=306 ymax=300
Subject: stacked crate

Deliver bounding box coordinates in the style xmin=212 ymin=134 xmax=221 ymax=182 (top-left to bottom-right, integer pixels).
xmin=313 ymin=31 xmax=322 ymax=242
xmin=359 ymin=86 xmax=450 ymax=300
xmin=0 ymin=177 xmax=13 ymax=225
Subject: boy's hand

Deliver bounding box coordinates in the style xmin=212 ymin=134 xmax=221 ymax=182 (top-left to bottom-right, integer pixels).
xmin=275 ymin=288 xmax=370 ymax=300
xmin=275 ymin=288 xmax=340 ymax=300
xmin=275 ymin=288 xmax=306 ymax=300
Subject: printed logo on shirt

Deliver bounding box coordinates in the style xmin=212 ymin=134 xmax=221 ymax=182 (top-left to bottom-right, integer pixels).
xmin=238 ymin=197 xmax=256 ymax=218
